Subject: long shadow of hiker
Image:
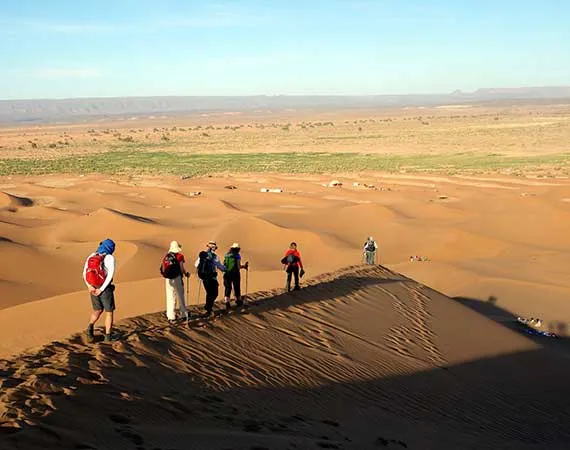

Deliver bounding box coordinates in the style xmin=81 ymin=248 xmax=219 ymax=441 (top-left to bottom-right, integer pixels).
xmin=453 ymin=295 xmax=570 ymax=354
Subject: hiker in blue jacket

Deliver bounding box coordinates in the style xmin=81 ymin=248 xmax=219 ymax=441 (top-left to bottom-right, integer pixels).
xmin=195 ymin=240 xmax=225 ymax=317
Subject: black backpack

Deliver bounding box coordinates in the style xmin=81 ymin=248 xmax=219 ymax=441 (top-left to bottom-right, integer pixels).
xmin=160 ymin=252 xmax=181 ymax=279
xmin=365 ymin=241 xmax=376 ymax=252
xmin=197 ymin=251 xmax=215 ymax=280
xmin=281 ymin=253 xmax=299 ymax=265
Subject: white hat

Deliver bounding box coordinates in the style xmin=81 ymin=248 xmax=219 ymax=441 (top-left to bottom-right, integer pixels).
xmin=231 ymin=242 xmax=240 ymax=249
xmin=169 ymin=240 xmax=182 ymax=253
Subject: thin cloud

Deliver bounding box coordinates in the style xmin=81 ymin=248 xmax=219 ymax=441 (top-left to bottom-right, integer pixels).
xmin=21 ymin=68 xmax=102 ymax=79
xmin=4 ymin=9 xmax=266 ymax=35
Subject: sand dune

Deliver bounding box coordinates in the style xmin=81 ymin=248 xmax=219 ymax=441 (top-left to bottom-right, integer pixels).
xmin=1 ymin=172 xmax=570 ymax=347
xmin=2 ymin=172 xmax=570 ymax=448
xmin=1 ymin=265 xmax=569 ymax=449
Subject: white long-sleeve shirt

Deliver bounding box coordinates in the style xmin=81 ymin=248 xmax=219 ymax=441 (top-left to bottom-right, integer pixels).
xmin=83 ymin=253 xmax=115 ymax=291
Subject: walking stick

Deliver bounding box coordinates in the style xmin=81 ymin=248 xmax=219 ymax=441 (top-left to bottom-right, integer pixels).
xmin=185 ymin=274 xmax=190 ymax=318
xmin=245 ymin=267 xmax=249 ymax=299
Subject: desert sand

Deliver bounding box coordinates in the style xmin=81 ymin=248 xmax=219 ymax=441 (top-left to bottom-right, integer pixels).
xmin=2 ymin=107 xmax=570 ymax=448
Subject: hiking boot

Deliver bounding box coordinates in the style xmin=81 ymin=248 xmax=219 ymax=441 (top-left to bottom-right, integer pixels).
xmin=293 ymin=285 xmax=301 ymax=291
xmin=104 ymin=333 xmax=119 ymax=342
xmin=201 ymin=310 xmax=213 ymax=319
xmin=225 ymin=302 xmax=232 ymax=311
xmin=235 ymin=298 xmax=244 ymax=307
xmin=86 ymin=324 xmax=95 ymax=343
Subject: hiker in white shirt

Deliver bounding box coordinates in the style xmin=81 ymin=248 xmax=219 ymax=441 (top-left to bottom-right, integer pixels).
xmin=160 ymin=240 xmax=190 ymax=323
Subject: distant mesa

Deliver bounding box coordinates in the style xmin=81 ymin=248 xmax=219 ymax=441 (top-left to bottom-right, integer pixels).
xmin=2 ymin=86 xmax=570 ymax=124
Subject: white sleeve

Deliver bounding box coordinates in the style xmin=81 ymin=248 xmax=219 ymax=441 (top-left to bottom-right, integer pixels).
xmin=83 ymin=256 xmax=90 ymax=288
xmin=100 ymin=255 xmax=115 ymax=292
xmin=194 ymin=257 xmax=200 ymax=268
xmin=374 ymin=242 xmax=378 ymax=249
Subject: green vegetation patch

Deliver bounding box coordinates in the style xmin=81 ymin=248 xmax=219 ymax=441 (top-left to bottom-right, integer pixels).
xmin=1 ymin=151 xmax=570 ymax=176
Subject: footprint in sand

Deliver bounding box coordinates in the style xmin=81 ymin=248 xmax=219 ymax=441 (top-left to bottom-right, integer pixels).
xmin=1 ymin=376 xmax=23 ymax=389
xmin=316 ymin=442 xmax=340 ymax=449
xmin=243 ymin=419 xmax=264 ymax=432
xmin=109 ymin=413 xmax=131 ymax=425
xmin=115 ymin=426 xmax=144 ymax=446
xmin=322 ymin=419 xmax=340 ymax=427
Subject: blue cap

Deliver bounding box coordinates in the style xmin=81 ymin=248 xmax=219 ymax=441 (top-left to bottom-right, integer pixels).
xmin=96 ymin=239 xmax=116 ymax=255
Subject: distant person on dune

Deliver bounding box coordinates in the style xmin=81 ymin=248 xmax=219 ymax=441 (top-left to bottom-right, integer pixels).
xmin=160 ymin=240 xmax=190 ymax=323
xmin=281 ymin=242 xmax=304 ymax=292
xmin=195 ymin=240 xmax=226 ymax=317
xmin=363 ymin=236 xmax=378 ymax=265
xmin=83 ymin=238 xmax=118 ymax=342
xmin=223 ymin=242 xmax=249 ymax=310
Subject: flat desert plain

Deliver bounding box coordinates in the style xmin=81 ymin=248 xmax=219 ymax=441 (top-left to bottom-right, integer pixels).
xmin=2 ymin=104 xmax=570 ymax=449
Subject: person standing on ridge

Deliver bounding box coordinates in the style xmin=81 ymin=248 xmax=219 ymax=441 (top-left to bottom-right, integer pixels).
xmin=160 ymin=240 xmax=190 ymax=323
xmin=223 ymin=242 xmax=249 ymax=310
xmin=83 ymin=238 xmax=118 ymax=342
xmin=195 ymin=240 xmax=226 ymax=317
xmin=281 ymin=242 xmax=304 ymax=292
xmin=363 ymin=236 xmax=378 ymax=265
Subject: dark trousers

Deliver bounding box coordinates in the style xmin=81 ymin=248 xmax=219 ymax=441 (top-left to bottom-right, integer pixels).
xmin=203 ymin=278 xmax=219 ymax=312
xmin=224 ymin=272 xmax=241 ymax=300
xmin=286 ymin=266 xmax=300 ymax=291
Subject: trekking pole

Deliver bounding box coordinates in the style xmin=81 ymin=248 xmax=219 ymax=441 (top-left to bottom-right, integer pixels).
xmin=184 ymin=274 xmax=190 ymax=320
xmin=185 ymin=274 xmax=189 ymax=301
xmin=245 ymin=267 xmax=249 ymax=298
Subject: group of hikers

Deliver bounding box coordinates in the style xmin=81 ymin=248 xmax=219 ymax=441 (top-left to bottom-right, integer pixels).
xmin=82 ymin=236 xmax=378 ymax=342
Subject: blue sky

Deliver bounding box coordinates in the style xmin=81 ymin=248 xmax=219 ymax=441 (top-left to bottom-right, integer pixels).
xmin=0 ymin=0 xmax=569 ymax=99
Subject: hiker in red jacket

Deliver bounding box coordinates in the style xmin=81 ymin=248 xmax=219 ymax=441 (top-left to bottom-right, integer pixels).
xmin=281 ymin=242 xmax=305 ymax=292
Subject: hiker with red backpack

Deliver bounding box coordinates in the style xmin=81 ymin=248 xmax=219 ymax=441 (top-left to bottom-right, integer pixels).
xmin=160 ymin=240 xmax=190 ymax=323
xmin=281 ymin=242 xmax=304 ymax=292
xmin=223 ymin=242 xmax=249 ymax=310
xmin=195 ymin=240 xmax=226 ymax=317
xmin=83 ymin=238 xmax=117 ymax=342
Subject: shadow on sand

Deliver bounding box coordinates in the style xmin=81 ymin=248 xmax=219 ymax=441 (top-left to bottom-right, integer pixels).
xmin=2 ymin=265 xmax=570 ymax=450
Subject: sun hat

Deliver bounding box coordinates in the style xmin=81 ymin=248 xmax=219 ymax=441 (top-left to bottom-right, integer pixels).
xmin=169 ymin=240 xmax=182 ymax=253
xmin=231 ymin=242 xmax=240 ymax=249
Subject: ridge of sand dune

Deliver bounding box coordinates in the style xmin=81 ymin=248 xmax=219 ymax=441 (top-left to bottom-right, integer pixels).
xmin=0 ymin=192 xmax=34 ymax=210
xmin=2 ymin=265 xmax=569 ymax=449
xmin=49 ymin=207 xmax=161 ymax=242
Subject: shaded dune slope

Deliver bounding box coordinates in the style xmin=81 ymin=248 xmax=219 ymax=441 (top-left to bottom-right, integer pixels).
xmin=1 ymin=265 xmax=569 ymax=450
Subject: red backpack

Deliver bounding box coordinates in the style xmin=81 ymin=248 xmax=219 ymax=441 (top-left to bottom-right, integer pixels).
xmin=160 ymin=252 xmax=181 ymax=279
xmin=85 ymin=253 xmax=106 ymax=288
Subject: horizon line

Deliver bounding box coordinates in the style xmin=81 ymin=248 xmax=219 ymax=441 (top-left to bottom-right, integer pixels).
xmin=2 ymin=85 xmax=570 ymax=103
